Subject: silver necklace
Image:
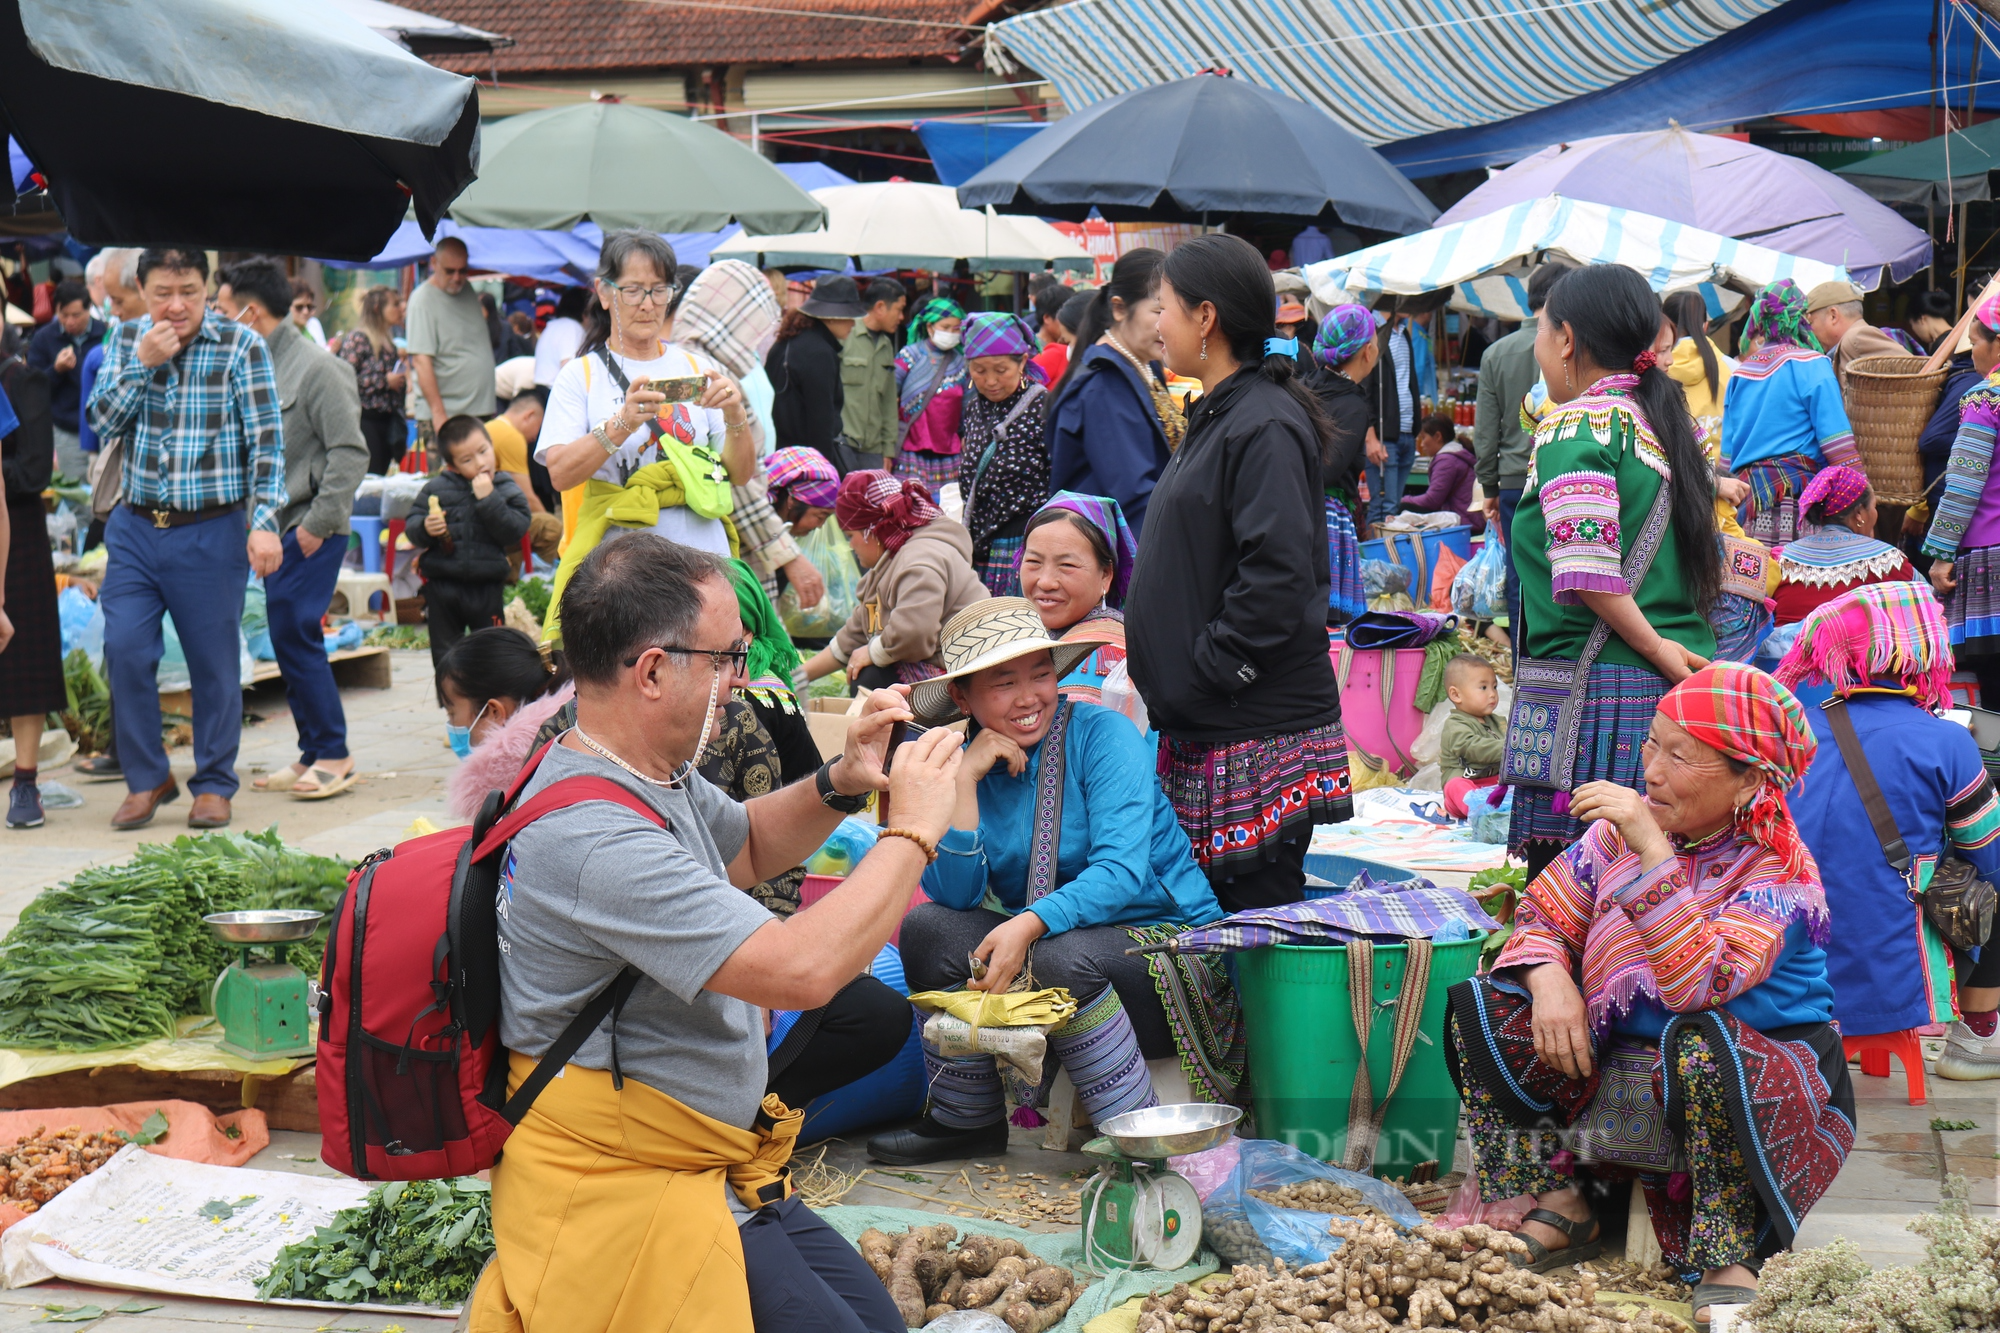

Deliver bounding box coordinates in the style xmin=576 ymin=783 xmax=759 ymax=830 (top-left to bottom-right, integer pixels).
xmin=572 ymin=724 xmax=693 ymax=789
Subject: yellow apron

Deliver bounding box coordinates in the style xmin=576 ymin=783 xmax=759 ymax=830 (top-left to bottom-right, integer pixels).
xmin=541 ymin=463 xmax=739 ymax=643
xmin=468 ymin=1053 xmax=801 ymax=1333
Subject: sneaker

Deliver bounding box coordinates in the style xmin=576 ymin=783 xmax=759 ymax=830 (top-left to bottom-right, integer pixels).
xmin=1933 ymin=1019 xmax=2000 ymax=1080
xmin=866 ymin=1114 xmax=1010 ymax=1165
xmin=5 ymin=784 xmax=43 ymax=829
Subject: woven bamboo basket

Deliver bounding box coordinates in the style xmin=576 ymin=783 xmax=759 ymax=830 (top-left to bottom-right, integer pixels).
xmin=1845 ymin=354 xmax=1945 ymax=506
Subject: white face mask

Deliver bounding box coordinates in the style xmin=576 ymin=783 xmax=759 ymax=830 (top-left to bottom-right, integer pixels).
xmin=930 ymin=329 xmax=961 ymax=351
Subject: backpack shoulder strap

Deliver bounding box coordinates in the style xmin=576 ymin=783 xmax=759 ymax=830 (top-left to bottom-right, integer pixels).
xmin=473 ymin=773 xmax=664 ymax=861
xmin=1824 ymin=699 xmax=1913 ymax=877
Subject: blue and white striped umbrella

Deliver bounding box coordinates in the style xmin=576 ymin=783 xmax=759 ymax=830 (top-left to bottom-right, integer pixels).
xmin=1302 ymin=196 xmax=1852 ymax=321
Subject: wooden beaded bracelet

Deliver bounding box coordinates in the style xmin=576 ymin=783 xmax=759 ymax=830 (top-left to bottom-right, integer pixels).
xmin=877 ymin=827 xmax=938 ymax=863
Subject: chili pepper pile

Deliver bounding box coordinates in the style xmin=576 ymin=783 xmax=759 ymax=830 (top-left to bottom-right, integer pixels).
xmin=0 ymin=831 xmax=350 ymax=1051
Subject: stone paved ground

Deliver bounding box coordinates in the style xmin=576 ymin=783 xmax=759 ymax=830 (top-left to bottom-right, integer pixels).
xmin=0 ymin=652 xmax=1992 ymax=1326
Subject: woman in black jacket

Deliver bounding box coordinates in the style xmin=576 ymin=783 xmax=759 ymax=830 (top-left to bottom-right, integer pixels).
xmin=766 ymin=276 xmax=866 ymax=456
xmin=1125 ymin=234 xmax=1350 ymax=912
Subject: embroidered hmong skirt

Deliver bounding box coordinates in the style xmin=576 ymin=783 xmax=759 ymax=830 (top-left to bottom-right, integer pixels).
xmin=973 ymin=535 xmax=1026 ymax=599
xmin=1327 ymin=498 xmax=1368 ymax=626
xmin=1445 ymin=976 xmax=1855 ymax=1268
xmin=1943 ymin=543 xmax=2000 ymax=658
xmin=1734 ymin=454 xmax=1820 ymax=546
xmin=1510 ymin=662 xmax=1669 ymax=852
xmin=1159 ymin=722 xmax=1353 ymax=875
xmin=893 ymin=448 xmax=960 ymax=503
xmin=1710 ymin=534 xmax=1774 ymax=663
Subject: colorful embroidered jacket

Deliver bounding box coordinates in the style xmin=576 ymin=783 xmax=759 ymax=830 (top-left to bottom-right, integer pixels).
xmin=1494 ymin=820 xmax=1834 ymax=1040
xmin=1719 ymin=345 xmax=1859 ymax=474
xmin=1772 ymin=528 xmax=1918 ymax=626
xmin=1791 ymin=691 xmax=2000 ymax=1034
xmin=1923 ymin=370 xmax=2000 ymax=560
xmin=1512 ymin=379 xmax=1716 ymax=667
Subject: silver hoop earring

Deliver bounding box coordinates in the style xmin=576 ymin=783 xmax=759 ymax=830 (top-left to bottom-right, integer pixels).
xmin=1200 ymin=336 xmax=1208 ymax=361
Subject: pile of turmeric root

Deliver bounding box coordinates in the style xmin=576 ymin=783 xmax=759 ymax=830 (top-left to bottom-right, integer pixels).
xmin=1136 ymin=1219 xmax=1688 ymax=1333
xmin=858 ymin=1224 xmax=1080 ymax=1331
xmin=0 ymin=1126 xmax=122 ymax=1212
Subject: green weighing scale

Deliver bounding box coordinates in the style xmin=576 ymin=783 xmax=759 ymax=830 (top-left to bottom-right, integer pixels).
xmin=1078 ymin=1104 xmax=1240 ymax=1273
xmin=203 ymin=911 xmax=325 ymax=1059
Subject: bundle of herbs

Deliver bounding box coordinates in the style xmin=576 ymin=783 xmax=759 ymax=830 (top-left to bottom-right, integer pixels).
xmin=258 ymin=1178 xmax=492 ymax=1308
xmin=0 ymin=831 xmax=350 ymax=1050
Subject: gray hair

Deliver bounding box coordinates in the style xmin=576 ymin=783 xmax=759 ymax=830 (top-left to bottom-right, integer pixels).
xmin=1833 ymin=300 xmax=1864 ymax=320
xmin=560 ymin=534 xmax=729 ymax=686
xmin=99 ymin=248 xmax=141 ymax=290
xmin=595 ymin=229 xmax=677 ymax=288
xmin=84 ymin=253 xmax=106 ymax=284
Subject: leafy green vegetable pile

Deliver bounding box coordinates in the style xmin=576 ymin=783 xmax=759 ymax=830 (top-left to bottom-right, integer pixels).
xmin=1467 ymin=862 xmax=1526 ymax=959
xmin=514 ymin=574 xmax=552 ymax=624
xmin=0 ymin=830 xmax=351 ymax=1050
xmin=258 ymin=1178 xmax=493 ymax=1308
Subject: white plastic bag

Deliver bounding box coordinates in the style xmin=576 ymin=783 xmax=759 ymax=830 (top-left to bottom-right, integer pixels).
xmin=1100 ymin=657 xmax=1150 ymax=735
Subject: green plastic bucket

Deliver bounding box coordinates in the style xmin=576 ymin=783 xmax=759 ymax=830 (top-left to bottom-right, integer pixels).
xmin=1236 ymin=935 xmax=1484 ymax=1177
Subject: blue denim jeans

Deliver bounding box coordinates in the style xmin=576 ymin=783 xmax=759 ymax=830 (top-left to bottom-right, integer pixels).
xmin=1367 ymin=432 xmax=1417 ymax=522
xmin=265 ymin=527 xmax=350 ymax=764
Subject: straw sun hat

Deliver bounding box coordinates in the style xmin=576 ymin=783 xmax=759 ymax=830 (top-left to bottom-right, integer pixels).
xmin=907 ymin=598 xmax=1099 ymax=724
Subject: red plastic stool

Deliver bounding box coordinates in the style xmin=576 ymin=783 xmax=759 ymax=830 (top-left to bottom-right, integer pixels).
xmin=1843 ymin=1029 xmax=1927 ymax=1104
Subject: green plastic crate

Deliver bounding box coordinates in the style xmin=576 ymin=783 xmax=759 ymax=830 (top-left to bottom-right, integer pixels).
xmin=1236 ymin=935 xmax=1484 ymax=1178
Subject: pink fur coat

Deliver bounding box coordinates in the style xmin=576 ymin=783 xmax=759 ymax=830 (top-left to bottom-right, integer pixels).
xmin=446 ymin=683 xmax=576 ymax=818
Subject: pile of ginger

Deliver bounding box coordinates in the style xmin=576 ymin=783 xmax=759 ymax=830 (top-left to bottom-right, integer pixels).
xmin=858 ymin=1223 xmax=1078 ymax=1331
xmin=1137 ymin=1219 xmax=1687 ymax=1333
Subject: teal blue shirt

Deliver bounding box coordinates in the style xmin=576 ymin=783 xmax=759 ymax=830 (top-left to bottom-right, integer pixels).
xmin=920 ymin=703 xmax=1223 ymax=935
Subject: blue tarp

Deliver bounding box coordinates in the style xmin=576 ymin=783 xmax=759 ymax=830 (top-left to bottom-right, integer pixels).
xmin=775 ymin=161 xmax=856 ymax=192
xmin=914 ymin=120 xmax=1044 ymax=187
xmin=1378 ymin=0 xmax=1994 ymax=178
xmin=7 ymin=137 xmax=33 ymax=193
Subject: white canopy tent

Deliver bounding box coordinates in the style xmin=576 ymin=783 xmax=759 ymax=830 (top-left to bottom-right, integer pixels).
xmin=711 ymin=181 xmax=1093 ymax=273
xmin=1303 ymin=196 xmax=1853 ymax=321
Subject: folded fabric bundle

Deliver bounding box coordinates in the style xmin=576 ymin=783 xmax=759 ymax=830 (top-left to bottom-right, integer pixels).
xmin=1134 ymin=879 xmax=1491 ymax=956
xmin=1344 ymin=610 xmax=1459 ymax=651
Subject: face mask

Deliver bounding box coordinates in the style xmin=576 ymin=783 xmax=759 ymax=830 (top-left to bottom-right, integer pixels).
xmin=930 ymin=330 xmax=961 ymax=351
xmin=447 ymin=701 xmax=490 ymax=760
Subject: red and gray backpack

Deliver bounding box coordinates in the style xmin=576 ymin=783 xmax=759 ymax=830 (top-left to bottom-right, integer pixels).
xmin=315 ymin=741 xmax=655 ymax=1180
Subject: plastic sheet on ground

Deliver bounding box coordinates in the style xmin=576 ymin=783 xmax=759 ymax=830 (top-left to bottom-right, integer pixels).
xmin=817 ymin=1203 xmax=1218 ymax=1333
xmin=1312 ymin=806 xmax=1510 ymax=874
xmin=0 ymin=1145 xmax=448 ymax=1316
xmin=0 ymin=1016 xmax=305 ymax=1093
xmin=1198 ymin=1139 xmax=1423 ymax=1268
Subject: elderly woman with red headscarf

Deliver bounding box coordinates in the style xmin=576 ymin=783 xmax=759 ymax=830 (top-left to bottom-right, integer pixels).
xmin=1446 ymin=662 xmax=1850 ymax=1333
xmin=802 ymin=470 xmax=989 ymax=689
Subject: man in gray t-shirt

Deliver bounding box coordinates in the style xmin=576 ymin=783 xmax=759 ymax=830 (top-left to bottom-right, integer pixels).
xmin=406 ymin=237 xmax=495 ymax=431
xmin=481 ymin=532 xmax=957 ymax=1333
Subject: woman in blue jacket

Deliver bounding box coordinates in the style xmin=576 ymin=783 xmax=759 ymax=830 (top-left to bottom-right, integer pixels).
xmin=867 ymin=599 xmax=1228 ymax=1165
xmin=1045 ymin=250 xmax=1183 ymax=539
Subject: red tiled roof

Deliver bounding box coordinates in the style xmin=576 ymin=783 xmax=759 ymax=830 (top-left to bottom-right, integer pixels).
xmin=417 ymin=0 xmax=974 ymax=74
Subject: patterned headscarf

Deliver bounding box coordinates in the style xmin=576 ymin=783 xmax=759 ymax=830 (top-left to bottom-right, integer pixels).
xmin=835 ymin=469 xmax=941 ymax=552
xmin=1023 ymin=491 xmax=1138 ymax=608
xmin=961 ymin=311 xmax=1036 ymax=360
xmin=1797 ymin=464 xmax=1869 ymax=520
xmin=1314 ymin=304 xmax=1379 ymax=369
xmin=1775 ymin=582 xmax=1955 ymax=713
xmin=763 ymin=446 xmax=840 ymax=509
xmin=1656 ymin=661 xmax=1820 ymax=884
xmin=1743 ymin=280 xmax=1823 ymax=352
xmin=906 ymin=296 xmax=965 ymax=346
xmin=727 ymin=558 xmax=803 ymax=693
xmin=1975 ymin=287 xmax=2000 ymax=334
xmin=672 ymin=259 xmax=781 ymax=380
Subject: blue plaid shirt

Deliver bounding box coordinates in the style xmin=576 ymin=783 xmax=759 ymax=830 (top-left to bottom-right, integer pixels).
xmin=87 ymin=311 xmax=284 ymax=532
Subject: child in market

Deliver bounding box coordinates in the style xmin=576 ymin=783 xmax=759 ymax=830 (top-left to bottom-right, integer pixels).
xmin=407 ymin=415 xmax=532 ymax=675
xmin=1439 ymin=653 xmax=1505 ymax=819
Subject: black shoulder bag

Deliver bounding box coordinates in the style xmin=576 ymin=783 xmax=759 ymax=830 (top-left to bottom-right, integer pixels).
xmin=1824 ymin=699 xmax=1996 ymax=953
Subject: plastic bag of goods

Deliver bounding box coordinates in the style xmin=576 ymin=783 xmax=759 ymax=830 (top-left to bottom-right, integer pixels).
xmin=1451 ymin=538 xmax=1507 ymax=621
xmin=806 ymin=816 xmax=879 ymax=877
xmin=1100 ymin=657 xmax=1150 ymax=734
xmin=1201 ymin=1138 xmax=1424 ymax=1268
xmin=778 ymin=522 xmax=863 ymax=638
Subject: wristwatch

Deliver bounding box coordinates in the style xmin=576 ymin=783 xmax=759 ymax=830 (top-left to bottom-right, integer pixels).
xmin=591 ymin=420 xmax=619 ymax=455
xmin=815 ymin=758 xmax=871 ymax=814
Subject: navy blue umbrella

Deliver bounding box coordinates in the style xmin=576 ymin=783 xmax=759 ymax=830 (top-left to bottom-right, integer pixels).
xmin=958 ymin=73 xmax=1436 ymax=233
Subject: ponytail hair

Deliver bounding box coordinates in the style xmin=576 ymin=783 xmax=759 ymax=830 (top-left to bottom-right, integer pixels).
xmin=1051 ymin=248 xmax=1165 ymax=404
xmin=1543 ymin=265 xmax=1721 ymax=613
xmin=1664 ymin=290 xmax=1718 ymax=400
xmin=1160 ymin=233 xmax=1338 ymax=466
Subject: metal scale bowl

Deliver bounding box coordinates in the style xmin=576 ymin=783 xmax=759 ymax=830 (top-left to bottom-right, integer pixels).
xmin=203 ymin=911 xmax=324 ymax=1059
xmin=1079 ymin=1103 xmax=1241 ymax=1273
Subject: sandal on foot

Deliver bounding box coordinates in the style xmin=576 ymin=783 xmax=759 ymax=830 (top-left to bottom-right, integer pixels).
xmin=1509 ymin=1207 xmax=1602 ymax=1273
xmin=1692 ymin=1284 xmax=1759 ymax=1333
xmin=253 ymin=764 xmax=307 ymax=792
xmin=290 ymin=763 xmax=358 ymax=800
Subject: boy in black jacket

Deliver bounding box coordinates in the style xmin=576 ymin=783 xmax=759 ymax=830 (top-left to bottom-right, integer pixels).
xmin=407 ymin=415 xmax=531 ymax=672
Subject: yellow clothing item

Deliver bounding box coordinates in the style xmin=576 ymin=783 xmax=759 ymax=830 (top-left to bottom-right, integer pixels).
xmin=487 ymin=416 xmax=531 ymax=476
xmin=542 ymin=463 xmax=738 ymax=642
xmin=560 ymin=484 xmax=581 ymax=557
xmin=467 ymin=1053 xmax=801 ymax=1333
xmin=908 ymin=986 xmax=1078 ymax=1035
xmin=1669 ymin=336 xmax=1741 ymax=534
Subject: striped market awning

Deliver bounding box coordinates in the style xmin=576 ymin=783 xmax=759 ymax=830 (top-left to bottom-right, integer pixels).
xmin=1303 ymin=196 xmax=1852 ymax=321
xmin=985 ymin=0 xmax=1786 ymax=147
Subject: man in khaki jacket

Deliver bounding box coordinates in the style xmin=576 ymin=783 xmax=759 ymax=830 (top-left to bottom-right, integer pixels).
xmin=1806 ymin=280 xmax=1906 ymax=386
xmin=838 ymin=279 xmax=905 ymax=473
